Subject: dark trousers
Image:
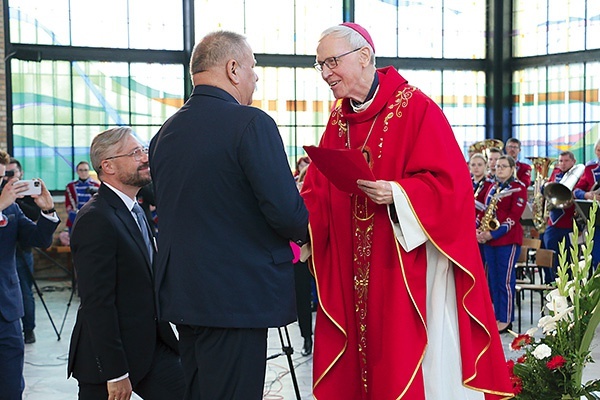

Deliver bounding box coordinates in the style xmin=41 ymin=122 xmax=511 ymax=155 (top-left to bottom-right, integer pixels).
xmin=177 ymin=325 xmax=267 ymax=400
xmin=77 ymin=341 xmax=184 ymax=400
xmin=294 ymin=261 xmax=313 ymax=339
xmin=0 ymin=316 xmax=24 ymax=400
xmin=543 ymin=225 xmax=571 ymax=283
xmin=16 ymin=249 xmax=35 ymax=332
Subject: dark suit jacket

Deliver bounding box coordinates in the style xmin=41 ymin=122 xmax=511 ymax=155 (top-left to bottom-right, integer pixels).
xmin=67 ymin=184 xmax=178 ymax=385
xmin=149 ymin=85 xmax=308 ymax=329
xmin=0 ymin=203 xmax=58 ymax=322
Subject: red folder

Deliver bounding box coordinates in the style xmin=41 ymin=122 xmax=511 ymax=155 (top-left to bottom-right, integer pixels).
xmin=303 ymin=145 xmax=376 ymax=196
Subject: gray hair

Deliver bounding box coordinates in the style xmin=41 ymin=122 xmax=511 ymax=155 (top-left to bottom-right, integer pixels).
xmin=90 ymin=126 xmax=132 ymax=179
xmin=190 ymin=31 xmax=250 ymax=75
xmin=319 ymin=25 xmax=376 ymax=66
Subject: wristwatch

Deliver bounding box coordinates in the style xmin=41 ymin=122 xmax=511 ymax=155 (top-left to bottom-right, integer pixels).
xmin=41 ymin=207 xmax=56 ymax=215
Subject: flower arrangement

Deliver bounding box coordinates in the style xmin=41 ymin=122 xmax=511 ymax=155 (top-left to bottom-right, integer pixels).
xmin=507 ymin=201 xmax=600 ymax=399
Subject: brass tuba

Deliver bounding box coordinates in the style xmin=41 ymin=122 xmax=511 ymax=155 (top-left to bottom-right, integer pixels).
xmin=469 ymin=139 xmax=504 ymax=159
xmin=544 ymin=164 xmax=585 ymax=209
xmin=527 ymin=157 xmax=557 ymax=233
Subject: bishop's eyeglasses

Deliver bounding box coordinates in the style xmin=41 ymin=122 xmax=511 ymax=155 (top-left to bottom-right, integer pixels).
xmin=314 ymin=48 xmax=362 ymax=72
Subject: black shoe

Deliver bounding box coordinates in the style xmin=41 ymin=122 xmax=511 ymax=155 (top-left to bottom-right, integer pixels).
xmin=24 ymin=330 xmax=36 ymax=344
xmin=301 ymin=337 xmax=313 ymax=356
xmin=498 ymin=323 xmax=513 ymax=334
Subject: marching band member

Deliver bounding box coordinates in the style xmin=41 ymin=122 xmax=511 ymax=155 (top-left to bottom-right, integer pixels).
xmin=505 ymin=138 xmax=532 ymax=187
xmin=543 ymin=151 xmax=584 ymax=283
xmin=476 ymin=155 xmax=527 ymax=333
xmin=573 ymin=138 xmax=600 ymax=271
xmin=470 ymin=152 xmax=489 ymax=265
xmin=486 ymin=147 xmax=502 ymax=180
xmin=470 ymin=153 xmax=488 ymax=195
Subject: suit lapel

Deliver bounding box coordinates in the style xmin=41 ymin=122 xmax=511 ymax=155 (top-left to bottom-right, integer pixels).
xmin=99 ymin=185 xmax=154 ymax=275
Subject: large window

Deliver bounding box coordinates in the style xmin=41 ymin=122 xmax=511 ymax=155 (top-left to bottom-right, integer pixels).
xmin=513 ymin=62 xmax=600 ymax=162
xmin=6 ymin=0 xmax=489 ymax=190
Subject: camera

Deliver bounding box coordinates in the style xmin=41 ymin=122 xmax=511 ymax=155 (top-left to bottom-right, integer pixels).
xmin=20 ymin=179 xmax=42 ymax=196
xmin=5 ymin=170 xmax=15 ymax=178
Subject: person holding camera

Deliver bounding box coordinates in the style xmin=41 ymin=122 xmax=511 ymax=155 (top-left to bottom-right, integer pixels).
xmin=1 ymin=158 xmax=41 ymax=344
xmin=65 ymin=161 xmax=100 ymax=233
xmin=0 ymin=149 xmax=60 ymax=400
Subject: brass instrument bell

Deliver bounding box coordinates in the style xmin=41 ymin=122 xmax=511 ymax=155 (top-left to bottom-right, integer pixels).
xmin=544 ymin=182 xmax=574 ymax=209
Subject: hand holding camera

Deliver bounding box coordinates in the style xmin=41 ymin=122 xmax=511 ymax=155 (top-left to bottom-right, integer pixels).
xmin=0 ymin=177 xmax=54 ymax=213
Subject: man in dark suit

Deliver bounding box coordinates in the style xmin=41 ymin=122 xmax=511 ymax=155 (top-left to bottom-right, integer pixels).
xmin=0 ymin=149 xmax=59 ymax=400
xmin=150 ymin=31 xmax=308 ymax=400
xmin=68 ymin=127 xmax=184 ymax=400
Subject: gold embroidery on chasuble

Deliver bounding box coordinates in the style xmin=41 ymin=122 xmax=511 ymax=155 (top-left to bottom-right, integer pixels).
xmin=353 ymin=195 xmax=374 ymax=395
xmin=349 ymin=86 xmax=414 ymax=394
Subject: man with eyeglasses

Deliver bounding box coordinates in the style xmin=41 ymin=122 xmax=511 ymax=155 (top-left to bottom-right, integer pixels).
xmin=65 ymin=160 xmax=100 ymax=233
xmin=0 ymin=149 xmax=59 ymax=400
xmin=505 ymin=137 xmax=532 ymax=186
xmin=301 ymin=23 xmax=513 ymax=399
xmin=150 ymin=31 xmax=308 ymax=400
xmin=67 ymin=127 xmax=184 ymax=400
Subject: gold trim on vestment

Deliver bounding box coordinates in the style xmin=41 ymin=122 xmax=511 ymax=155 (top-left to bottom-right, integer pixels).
xmin=308 ymin=222 xmax=349 ymax=396
xmin=393 ymin=182 xmax=515 ymax=399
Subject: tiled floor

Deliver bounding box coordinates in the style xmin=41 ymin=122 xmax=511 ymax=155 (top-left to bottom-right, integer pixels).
xmin=21 ymin=279 xmax=600 ymax=399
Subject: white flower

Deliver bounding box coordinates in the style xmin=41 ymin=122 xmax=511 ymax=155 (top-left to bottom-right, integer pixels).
xmin=525 ymin=327 xmax=538 ymax=336
xmin=546 ymin=294 xmax=570 ymax=314
xmin=538 ymin=315 xmax=557 ymax=334
xmin=532 ymin=343 xmax=552 ymax=359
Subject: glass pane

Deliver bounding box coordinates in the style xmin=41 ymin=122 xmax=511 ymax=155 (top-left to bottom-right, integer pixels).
xmin=397 ymin=0 xmax=443 ymax=57
xmin=443 ymin=0 xmax=486 ymax=59
xmin=548 ymin=0 xmax=585 ymax=54
xmin=246 ymin=0 xmax=295 ymax=54
xmin=128 ymin=0 xmax=184 ymax=50
xmin=441 ymin=70 xmax=486 ymax=126
xmin=549 ymin=123 xmax=584 ymax=160
xmin=295 ymin=0 xmax=342 ymax=55
xmin=12 ymin=125 xmax=73 ymax=191
xmin=547 ymin=64 xmax=584 ymax=124
xmin=8 ymin=0 xmax=71 ymax=45
xmin=11 ymin=60 xmax=72 ymax=124
xmin=513 ymin=0 xmax=548 ymax=57
xmin=513 ymin=68 xmax=548 ymax=126
xmin=195 ymin=0 xmax=245 ymax=41
xmin=587 ymin=0 xmax=600 ymax=49
xmin=70 ymin=0 xmax=128 ymax=48
xmin=355 ymin=0 xmax=399 ymax=57
xmin=72 ymin=62 xmax=131 ymax=125
xmin=587 ymin=62 xmax=600 ymax=124
xmin=129 ymin=64 xmax=185 ymax=126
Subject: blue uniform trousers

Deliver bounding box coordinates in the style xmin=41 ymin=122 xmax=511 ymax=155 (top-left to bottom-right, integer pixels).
xmin=16 ymin=249 xmax=35 ymax=333
xmin=483 ymin=244 xmax=520 ymax=324
xmin=542 ymin=226 xmax=572 ymax=284
xmin=0 ymin=316 xmax=25 ymax=400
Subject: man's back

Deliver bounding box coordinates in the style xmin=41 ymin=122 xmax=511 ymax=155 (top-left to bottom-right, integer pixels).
xmin=150 ymin=84 xmax=308 ymax=328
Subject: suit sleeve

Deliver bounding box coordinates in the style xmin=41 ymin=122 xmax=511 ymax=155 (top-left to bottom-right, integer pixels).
xmin=238 ymin=113 xmax=308 ymax=244
xmin=16 ymin=204 xmax=59 ymax=249
xmin=70 ymin=210 xmax=129 ymax=380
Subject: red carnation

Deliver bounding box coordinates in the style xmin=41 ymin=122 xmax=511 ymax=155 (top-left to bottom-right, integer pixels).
xmin=517 ymin=355 xmax=526 ymax=364
xmin=546 ymin=355 xmax=567 ymax=370
xmin=510 ymin=375 xmax=523 ymax=394
xmin=511 ymin=334 xmax=533 ymax=350
xmin=507 ymin=360 xmax=515 ymax=375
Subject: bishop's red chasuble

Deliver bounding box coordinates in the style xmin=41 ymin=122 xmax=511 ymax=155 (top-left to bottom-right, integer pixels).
xmin=302 ymin=66 xmax=514 ymax=400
